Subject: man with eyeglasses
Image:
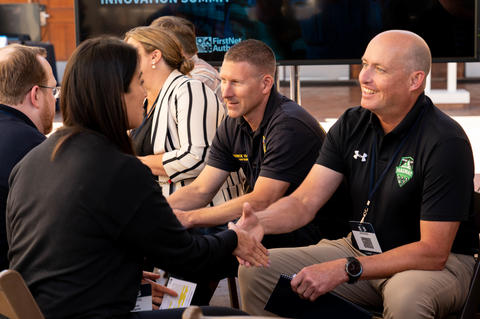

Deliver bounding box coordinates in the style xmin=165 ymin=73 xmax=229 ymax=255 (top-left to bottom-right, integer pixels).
xmin=0 ymin=43 xmax=57 ymax=270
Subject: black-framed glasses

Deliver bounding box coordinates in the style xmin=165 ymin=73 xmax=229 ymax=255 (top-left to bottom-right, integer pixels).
xmin=38 ymin=85 xmax=61 ymax=99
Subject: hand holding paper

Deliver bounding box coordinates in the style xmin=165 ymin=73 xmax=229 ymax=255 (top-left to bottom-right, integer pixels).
xmin=141 ymin=271 xmax=177 ymax=310
xmin=159 ymin=278 xmax=197 ymax=310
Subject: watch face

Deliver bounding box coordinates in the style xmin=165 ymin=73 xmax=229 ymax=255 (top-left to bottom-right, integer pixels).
xmin=347 ymin=259 xmax=362 ymax=276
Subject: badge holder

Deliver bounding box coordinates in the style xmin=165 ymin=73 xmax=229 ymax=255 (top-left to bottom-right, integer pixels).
xmin=350 ymin=109 xmax=425 ymax=256
xmin=349 ymin=201 xmax=382 ymax=255
xmin=349 ymin=221 xmax=382 ymax=255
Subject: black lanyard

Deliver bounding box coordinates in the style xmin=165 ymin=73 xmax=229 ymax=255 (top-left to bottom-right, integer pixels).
xmin=360 ymin=107 xmax=426 ymax=223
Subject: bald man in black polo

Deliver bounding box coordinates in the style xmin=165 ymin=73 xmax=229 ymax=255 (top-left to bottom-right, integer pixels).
xmin=238 ymin=30 xmax=477 ymax=319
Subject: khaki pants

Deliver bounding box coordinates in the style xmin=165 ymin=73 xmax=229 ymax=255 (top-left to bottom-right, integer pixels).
xmin=239 ymin=235 xmax=474 ymax=319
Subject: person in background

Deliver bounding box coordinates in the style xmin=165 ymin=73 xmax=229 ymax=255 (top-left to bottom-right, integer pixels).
xmin=237 ymin=30 xmax=477 ymax=319
xmin=0 ymin=44 xmax=57 ymax=270
xmin=125 ymin=26 xmax=242 ymax=210
xmin=150 ymin=15 xmax=222 ymax=100
xmin=6 ymin=36 xmax=268 ymax=319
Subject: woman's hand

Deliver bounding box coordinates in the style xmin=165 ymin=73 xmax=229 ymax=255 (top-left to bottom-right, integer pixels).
xmin=142 ymin=271 xmax=178 ymax=310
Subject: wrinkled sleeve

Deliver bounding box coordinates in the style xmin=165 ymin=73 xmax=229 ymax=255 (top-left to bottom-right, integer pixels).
xmin=116 ymin=161 xmax=238 ymax=278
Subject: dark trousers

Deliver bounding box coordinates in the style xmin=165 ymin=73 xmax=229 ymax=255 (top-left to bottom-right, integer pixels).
xmin=130 ymin=306 xmax=248 ymax=318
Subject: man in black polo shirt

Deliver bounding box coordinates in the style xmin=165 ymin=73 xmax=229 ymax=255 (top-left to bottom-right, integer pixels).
xmin=238 ymin=30 xmax=477 ymax=318
xmin=0 ymin=44 xmax=57 ymax=270
xmin=168 ymin=39 xmax=350 ymax=248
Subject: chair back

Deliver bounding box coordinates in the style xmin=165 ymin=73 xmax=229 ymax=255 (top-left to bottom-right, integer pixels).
xmin=458 ymin=191 xmax=480 ymax=319
xmin=0 ymin=269 xmax=44 ymax=319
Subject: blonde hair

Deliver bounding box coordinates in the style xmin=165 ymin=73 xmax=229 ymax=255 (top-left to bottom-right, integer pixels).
xmin=0 ymin=44 xmax=47 ymax=105
xmin=125 ymin=26 xmax=193 ymax=75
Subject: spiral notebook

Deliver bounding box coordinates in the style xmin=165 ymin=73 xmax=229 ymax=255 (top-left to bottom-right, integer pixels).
xmin=264 ymin=274 xmax=372 ymax=318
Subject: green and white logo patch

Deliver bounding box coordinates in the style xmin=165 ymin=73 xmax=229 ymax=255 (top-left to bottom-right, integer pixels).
xmin=395 ymin=156 xmax=414 ymax=187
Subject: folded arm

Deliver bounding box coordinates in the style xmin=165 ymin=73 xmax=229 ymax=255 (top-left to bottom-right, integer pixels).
xmin=138 ymin=154 xmax=167 ymax=177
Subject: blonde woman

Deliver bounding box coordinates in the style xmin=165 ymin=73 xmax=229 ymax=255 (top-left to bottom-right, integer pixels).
xmin=125 ymin=26 xmax=242 ymax=206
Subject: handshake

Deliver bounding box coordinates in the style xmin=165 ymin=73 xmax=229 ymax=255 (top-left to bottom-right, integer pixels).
xmin=228 ymin=202 xmax=269 ymax=268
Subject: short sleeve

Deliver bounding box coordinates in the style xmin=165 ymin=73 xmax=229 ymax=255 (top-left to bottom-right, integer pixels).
xmin=206 ymin=119 xmax=240 ymax=172
xmin=316 ymin=115 xmax=347 ymax=174
xmin=259 ymin=118 xmax=322 ymax=185
xmin=421 ymin=137 xmax=474 ymax=221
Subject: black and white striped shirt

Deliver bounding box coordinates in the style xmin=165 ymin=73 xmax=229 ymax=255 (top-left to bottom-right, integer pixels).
xmin=151 ymin=69 xmax=243 ymax=204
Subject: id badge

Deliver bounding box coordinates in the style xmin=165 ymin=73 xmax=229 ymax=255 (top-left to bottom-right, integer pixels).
xmin=349 ymin=221 xmax=382 ymax=255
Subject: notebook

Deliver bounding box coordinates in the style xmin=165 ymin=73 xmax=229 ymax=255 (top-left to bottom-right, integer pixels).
xmin=265 ymin=274 xmax=373 ymax=318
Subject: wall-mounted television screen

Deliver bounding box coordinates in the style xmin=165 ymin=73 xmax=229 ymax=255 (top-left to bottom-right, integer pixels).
xmin=75 ymin=0 xmax=478 ymax=65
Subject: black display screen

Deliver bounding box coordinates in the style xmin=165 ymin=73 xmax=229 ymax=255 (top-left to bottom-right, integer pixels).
xmin=74 ymin=0 xmax=478 ymax=65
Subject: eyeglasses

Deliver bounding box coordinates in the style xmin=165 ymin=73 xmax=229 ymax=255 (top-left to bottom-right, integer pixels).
xmin=38 ymin=85 xmax=61 ymax=99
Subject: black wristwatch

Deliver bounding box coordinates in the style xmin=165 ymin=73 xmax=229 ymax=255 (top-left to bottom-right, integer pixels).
xmin=345 ymin=257 xmax=363 ymax=284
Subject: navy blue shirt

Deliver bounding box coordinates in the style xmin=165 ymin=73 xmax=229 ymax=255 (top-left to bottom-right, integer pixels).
xmin=208 ymin=88 xmax=351 ymax=246
xmin=317 ymin=94 xmax=477 ymax=255
xmin=0 ymin=103 xmax=45 ymax=269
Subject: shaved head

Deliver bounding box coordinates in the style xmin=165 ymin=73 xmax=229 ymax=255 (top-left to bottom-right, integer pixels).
xmin=359 ymin=30 xmax=432 ymax=124
xmin=368 ymin=30 xmax=431 ymax=76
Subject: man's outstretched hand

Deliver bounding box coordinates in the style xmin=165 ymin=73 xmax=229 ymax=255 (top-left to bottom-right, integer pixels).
xmin=230 ymin=202 xmax=268 ymax=267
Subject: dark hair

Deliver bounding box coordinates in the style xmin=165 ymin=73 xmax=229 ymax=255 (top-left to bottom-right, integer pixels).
xmin=150 ymin=16 xmax=198 ymax=56
xmin=53 ymin=37 xmax=137 ymax=158
xmin=224 ymin=39 xmax=276 ymax=77
xmin=0 ymin=44 xmax=47 ymax=105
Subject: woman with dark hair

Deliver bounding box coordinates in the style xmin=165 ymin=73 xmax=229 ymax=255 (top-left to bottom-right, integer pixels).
xmin=5 ymin=37 xmax=268 ymax=319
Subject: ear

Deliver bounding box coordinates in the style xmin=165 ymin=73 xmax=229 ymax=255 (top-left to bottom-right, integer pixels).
xmin=151 ymin=49 xmax=162 ymax=65
xmin=409 ymin=71 xmax=426 ymax=91
xmin=28 ymin=85 xmax=42 ymax=110
xmin=261 ymin=74 xmax=274 ymax=94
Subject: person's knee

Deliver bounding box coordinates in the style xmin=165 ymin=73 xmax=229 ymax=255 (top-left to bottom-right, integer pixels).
xmin=383 ymin=282 xmax=434 ymax=319
xmin=238 ymin=265 xmax=277 ymax=315
xmin=238 ymin=264 xmax=273 ymax=297
xmin=238 ymin=264 xmax=257 ymax=287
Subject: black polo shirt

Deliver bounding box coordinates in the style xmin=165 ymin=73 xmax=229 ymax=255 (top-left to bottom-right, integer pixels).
xmin=317 ymin=93 xmax=477 ymax=255
xmin=207 ymin=87 xmax=352 ymax=246
xmin=208 ymin=87 xmax=323 ymax=195
xmin=0 ymin=103 xmax=45 ymax=269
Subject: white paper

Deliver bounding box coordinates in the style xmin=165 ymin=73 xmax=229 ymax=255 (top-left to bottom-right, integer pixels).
xmin=131 ymin=283 xmax=152 ymax=312
xmin=159 ymin=277 xmax=197 ymax=309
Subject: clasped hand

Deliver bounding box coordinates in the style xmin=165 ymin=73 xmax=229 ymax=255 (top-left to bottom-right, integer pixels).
xmin=229 ymin=202 xmax=269 ymax=267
